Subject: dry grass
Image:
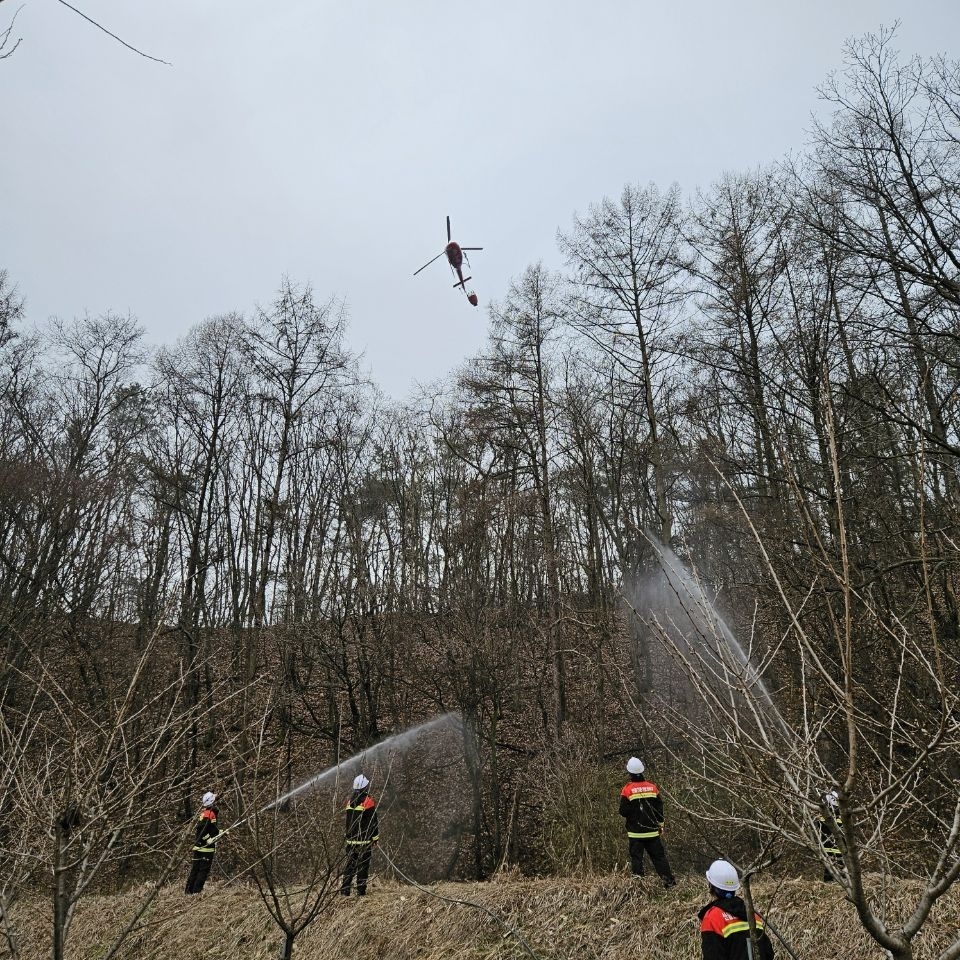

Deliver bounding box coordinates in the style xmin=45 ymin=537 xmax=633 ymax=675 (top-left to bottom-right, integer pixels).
xmin=8 ymin=872 xmax=959 ymax=959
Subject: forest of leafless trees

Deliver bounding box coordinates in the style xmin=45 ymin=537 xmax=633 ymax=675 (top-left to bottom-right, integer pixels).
xmin=1 ymin=29 xmax=958 ymax=960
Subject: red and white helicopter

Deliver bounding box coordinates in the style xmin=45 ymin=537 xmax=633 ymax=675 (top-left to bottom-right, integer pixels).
xmin=413 ymin=216 xmax=483 ymax=307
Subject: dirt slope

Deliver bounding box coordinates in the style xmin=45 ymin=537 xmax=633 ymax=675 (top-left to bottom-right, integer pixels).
xmin=9 ymin=874 xmax=959 ymax=959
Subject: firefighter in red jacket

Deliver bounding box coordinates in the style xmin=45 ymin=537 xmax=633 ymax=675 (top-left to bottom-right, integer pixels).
xmin=619 ymin=757 xmax=676 ymax=887
xmin=340 ymin=774 xmax=379 ymax=897
xmin=699 ymin=860 xmax=774 ymax=959
xmin=185 ymin=791 xmax=223 ymax=895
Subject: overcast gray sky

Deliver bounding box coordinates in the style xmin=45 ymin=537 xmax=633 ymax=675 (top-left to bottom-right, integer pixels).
xmin=3 ymin=0 xmax=957 ymax=397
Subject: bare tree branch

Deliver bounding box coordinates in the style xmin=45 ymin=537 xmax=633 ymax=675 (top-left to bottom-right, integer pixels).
xmin=0 ymin=3 xmax=24 ymax=60
xmin=53 ymin=0 xmax=170 ymax=65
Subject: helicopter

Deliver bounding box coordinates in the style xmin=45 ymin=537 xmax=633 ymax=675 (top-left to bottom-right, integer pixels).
xmin=413 ymin=216 xmax=483 ymax=307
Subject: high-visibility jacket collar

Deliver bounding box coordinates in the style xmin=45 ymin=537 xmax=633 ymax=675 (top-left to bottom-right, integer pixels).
xmin=621 ymin=780 xmax=659 ymax=799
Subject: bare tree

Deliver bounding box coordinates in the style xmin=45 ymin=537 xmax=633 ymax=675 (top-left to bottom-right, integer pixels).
xmin=810 ymin=28 xmax=960 ymax=310
xmin=559 ymin=182 xmax=686 ymax=546
xmin=805 ymin=29 xmax=960 ymax=504
xmin=0 ymin=313 xmax=148 ymax=711
xmin=150 ymin=315 xmax=247 ymax=803
xmin=0 ymin=270 xmax=23 ymax=342
xmin=228 ymin=282 xmax=356 ymax=753
xmin=459 ymin=263 xmax=568 ymax=731
xmin=683 ymin=168 xmax=793 ymax=500
xmin=559 ymin=185 xmax=687 ymax=704
xmin=230 ymin=705 xmax=344 ymax=960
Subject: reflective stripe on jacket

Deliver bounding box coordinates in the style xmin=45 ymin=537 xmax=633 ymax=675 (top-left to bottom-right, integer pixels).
xmin=619 ymin=779 xmax=664 ymax=838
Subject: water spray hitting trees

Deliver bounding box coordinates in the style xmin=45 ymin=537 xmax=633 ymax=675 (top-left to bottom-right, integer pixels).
xmin=221 ymin=711 xmax=469 ymax=958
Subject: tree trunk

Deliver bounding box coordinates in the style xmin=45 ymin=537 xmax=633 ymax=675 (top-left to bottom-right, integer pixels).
xmin=52 ymin=821 xmax=67 ymax=960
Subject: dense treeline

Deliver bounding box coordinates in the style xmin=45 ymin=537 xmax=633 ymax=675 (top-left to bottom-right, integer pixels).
xmin=1 ymin=32 xmax=958 ymax=958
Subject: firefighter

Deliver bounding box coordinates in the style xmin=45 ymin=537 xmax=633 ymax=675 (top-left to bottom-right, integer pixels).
xmin=618 ymin=757 xmax=676 ymax=887
xmin=185 ymin=791 xmax=223 ymax=895
xmin=341 ymin=773 xmax=379 ymax=897
xmin=819 ymin=790 xmax=844 ymax=882
xmin=699 ymin=860 xmax=775 ymax=960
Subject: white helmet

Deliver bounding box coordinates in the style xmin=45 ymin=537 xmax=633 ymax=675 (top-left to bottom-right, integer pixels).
xmin=626 ymin=757 xmax=645 ymax=775
xmin=705 ymin=859 xmax=740 ymax=892
xmin=202 ymin=791 xmax=217 ymax=808
xmin=352 ymin=774 xmax=370 ymax=791
xmin=824 ymin=790 xmax=839 ymax=809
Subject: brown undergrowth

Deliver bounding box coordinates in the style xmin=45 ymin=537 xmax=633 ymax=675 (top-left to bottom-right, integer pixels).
xmin=8 ymin=873 xmax=959 ymax=960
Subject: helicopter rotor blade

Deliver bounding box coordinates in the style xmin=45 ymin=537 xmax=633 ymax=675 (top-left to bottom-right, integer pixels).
xmin=446 ymin=215 xmax=451 ymax=242
xmin=413 ymin=250 xmax=446 ymax=276
xmin=460 ymin=247 xmax=483 ymax=251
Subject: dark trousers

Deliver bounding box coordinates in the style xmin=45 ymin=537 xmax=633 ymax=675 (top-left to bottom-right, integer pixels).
xmin=185 ymin=853 xmax=213 ymax=894
xmin=341 ymin=844 xmax=372 ymax=895
xmin=628 ymin=836 xmax=675 ymax=884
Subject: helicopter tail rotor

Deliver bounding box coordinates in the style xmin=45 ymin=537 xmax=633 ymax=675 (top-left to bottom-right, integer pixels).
xmin=446 ymin=215 xmax=451 ymax=242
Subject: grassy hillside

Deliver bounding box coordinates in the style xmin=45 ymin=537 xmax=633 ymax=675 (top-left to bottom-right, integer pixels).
xmin=9 ymin=874 xmax=959 ymax=959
